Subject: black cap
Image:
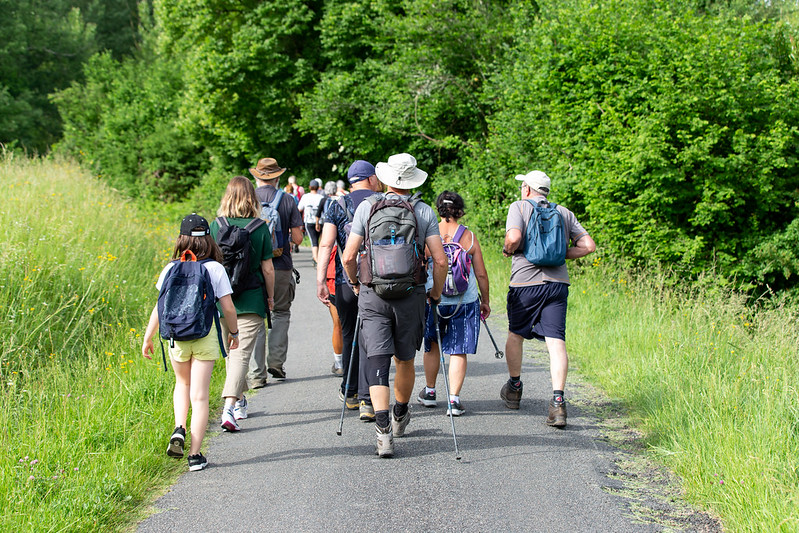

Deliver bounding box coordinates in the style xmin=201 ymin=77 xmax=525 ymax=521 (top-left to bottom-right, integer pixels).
xmin=179 ymin=213 xmax=210 ymax=237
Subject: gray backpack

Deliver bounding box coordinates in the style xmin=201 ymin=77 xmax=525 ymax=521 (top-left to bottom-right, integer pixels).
xmin=358 ymin=192 xmax=426 ymax=299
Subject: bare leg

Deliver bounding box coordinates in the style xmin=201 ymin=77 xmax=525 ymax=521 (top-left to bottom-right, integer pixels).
xmin=394 ymin=358 xmax=415 ymax=404
xmin=370 ymin=385 xmax=390 ymax=412
xmin=171 ymin=358 xmax=191 ymax=428
xmin=448 ymin=354 xmax=467 ymax=396
xmin=505 ymin=331 xmax=524 ymax=377
xmin=423 ymin=342 xmax=440 ymax=389
xmin=545 ymin=337 xmax=568 ymax=391
xmin=187 ymin=359 xmax=215 ymax=455
xmin=329 ymin=304 xmax=343 ymax=355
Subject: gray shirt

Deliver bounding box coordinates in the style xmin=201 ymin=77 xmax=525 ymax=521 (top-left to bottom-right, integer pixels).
xmin=350 ymin=193 xmax=440 ymax=242
xmin=505 ymin=196 xmax=589 ymax=286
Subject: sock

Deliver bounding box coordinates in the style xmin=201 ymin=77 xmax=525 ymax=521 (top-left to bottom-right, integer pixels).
xmin=509 ymin=376 xmax=522 ymax=389
xmin=425 ymin=386 xmax=436 ymax=395
xmin=449 ymin=395 xmax=460 ymax=404
xmin=393 ymin=402 xmax=408 ymax=418
xmin=553 ymin=390 xmax=565 ymax=404
xmin=375 ymin=410 xmax=389 ymax=428
xmin=333 ymin=353 xmax=343 ymax=368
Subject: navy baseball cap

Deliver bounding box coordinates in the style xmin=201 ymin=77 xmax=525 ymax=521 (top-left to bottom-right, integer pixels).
xmin=346 ymin=160 xmax=376 ymax=184
xmin=179 ymin=213 xmax=210 ymax=237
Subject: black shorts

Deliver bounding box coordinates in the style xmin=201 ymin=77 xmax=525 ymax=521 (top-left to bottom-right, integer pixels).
xmin=358 ymin=285 xmax=425 ymax=361
xmin=305 ymin=223 xmax=320 ymax=246
xmin=506 ymin=283 xmax=568 ymax=341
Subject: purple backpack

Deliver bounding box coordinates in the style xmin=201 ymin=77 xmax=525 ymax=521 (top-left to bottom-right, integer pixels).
xmin=442 ymin=225 xmax=472 ymax=297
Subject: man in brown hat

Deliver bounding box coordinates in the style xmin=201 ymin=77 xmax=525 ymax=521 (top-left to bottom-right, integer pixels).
xmin=247 ymin=158 xmax=304 ymax=386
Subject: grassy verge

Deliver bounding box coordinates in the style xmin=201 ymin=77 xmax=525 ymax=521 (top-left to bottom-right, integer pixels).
xmin=0 ymin=154 xmax=225 ymax=531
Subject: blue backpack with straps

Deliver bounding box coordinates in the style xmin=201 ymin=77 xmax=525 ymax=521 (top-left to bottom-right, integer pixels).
xmin=522 ymin=199 xmax=567 ymax=266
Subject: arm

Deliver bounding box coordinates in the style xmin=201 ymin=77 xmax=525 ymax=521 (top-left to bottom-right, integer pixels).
xmin=218 ymin=295 xmax=240 ymax=350
xmin=260 ymin=258 xmax=275 ymax=311
xmin=566 ymin=234 xmax=596 ymax=259
xmin=142 ymin=304 xmax=159 ymax=359
xmin=316 ymin=223 xmax=337 ymax=304
xmin=290 ymin=225 xmax=304 ymax=245
xmin=342 ymin=233 xmax=364 ymax=295
xmin=503 ymin=228 xmax=523 ymax=257
xmin=425 ymin=235 xmax=448 ymax=301
xmin=469 ymin=232 xmax=491 ymax=319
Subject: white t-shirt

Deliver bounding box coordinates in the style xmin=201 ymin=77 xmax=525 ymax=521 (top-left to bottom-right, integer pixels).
xmin=155 ymin=260 xmax=233 ymax=299
xmin=297 ymin=192 xmax=324 ymax=224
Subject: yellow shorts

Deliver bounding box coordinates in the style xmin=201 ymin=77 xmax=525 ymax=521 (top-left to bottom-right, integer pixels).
xmin=168 ymin=332 xmax=221 ymax=362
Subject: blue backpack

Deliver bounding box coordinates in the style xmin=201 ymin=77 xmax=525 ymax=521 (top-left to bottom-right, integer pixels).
xmin=260 ymin=190 xmax=286 ymax=257
xmin=522 ymin=200 xmax=567 ymax=266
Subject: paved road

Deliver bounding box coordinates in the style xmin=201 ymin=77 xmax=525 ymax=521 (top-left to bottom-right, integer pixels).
xmin=138 ymin=249 xmax=706 ymax=532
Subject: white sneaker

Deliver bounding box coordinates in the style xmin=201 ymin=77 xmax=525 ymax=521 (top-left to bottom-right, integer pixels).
xmin=233 ymin=396 xmax=248 ymax=420
xmin=375 ymin=425 xmax=394 ymax=458
xmin=221 ymin=407 xmax=240 ymax=432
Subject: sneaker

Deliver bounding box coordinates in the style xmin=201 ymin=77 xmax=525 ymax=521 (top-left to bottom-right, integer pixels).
xmin=166 ymin=426 xmax=185 ymax=458
xmin=338 ymin=389 xmax=359 ymax=410
xmin=221 ymin=407 xmax=240 ymax=432
xmin=268 ymin=367 xmax=287 ymax=380
xmin=500 ymin=380 xmax=523 ymax=409
xmin=233 ymin=396 xmax=248 ymax=420
xmin=375 ymin=425 xmax=394 ymax=458
xmin=331 ymin=363 xmax=344 ymax=376
xmin=417 ymin=387 xmax=437 ymax=407
xmin=247 ymin=377 xmax=267 ymax=389
xmin=447 ymin=400 xmax=465 ymax=416
xmin=546 ymin=401 xmax=567 ymax=428
xmin=359 ymin=400 xmax=375 ymax=422
xmin=391 ymin=407 xmax=411 ymax=438
xmin=187 ymin=453 xmax=208 ymax=471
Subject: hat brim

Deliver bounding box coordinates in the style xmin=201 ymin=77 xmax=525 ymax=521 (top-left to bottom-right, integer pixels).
xmin=249 ymin=167 xmax=287 ymax=181
xmin=375 ymin=163 xmax=428 ymax=190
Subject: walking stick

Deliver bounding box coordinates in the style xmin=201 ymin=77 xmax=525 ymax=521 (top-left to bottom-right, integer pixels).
xmin=433 ymin=305 xmax=462 ymax=460
xmin=481 ymin=315 xmax=504 ymax=359
xmin=337 ymin=314 xmax=361 ymax=436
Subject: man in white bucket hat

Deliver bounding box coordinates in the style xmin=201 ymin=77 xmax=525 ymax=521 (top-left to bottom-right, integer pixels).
xmin=342 ymin=153 xmax=448 ymax=457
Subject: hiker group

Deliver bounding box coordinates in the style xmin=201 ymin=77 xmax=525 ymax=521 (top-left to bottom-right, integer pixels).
xmin=141 ymin=153 xmax=595 ymax=470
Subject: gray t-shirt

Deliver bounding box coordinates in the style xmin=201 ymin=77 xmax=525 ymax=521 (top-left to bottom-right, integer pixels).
xmin=350 ymin=193 xmax=439 ymax=241
xmin=505 ymin=196 xmax=589 ymax=286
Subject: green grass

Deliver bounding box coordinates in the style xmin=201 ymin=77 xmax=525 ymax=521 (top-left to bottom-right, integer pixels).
xmin=0 ymin=154 xmax=225 ymax=531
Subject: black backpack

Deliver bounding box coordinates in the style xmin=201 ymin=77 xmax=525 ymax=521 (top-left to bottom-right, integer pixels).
xmin=214 ymin=217 xmax=266 ymax=297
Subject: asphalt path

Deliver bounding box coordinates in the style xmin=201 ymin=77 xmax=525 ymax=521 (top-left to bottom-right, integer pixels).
xmin=138 ymin=249 xmax=700 ymax=532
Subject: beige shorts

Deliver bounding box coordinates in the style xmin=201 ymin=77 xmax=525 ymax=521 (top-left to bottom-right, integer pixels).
xmin=169 ymin=332 xmax=221 ymax=362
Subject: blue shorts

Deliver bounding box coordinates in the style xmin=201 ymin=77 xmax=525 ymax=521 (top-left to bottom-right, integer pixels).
xmin=424 ymin=300 xmax=480 ymax=355
xmin=506 ymin=283 xmax=568 ymax=341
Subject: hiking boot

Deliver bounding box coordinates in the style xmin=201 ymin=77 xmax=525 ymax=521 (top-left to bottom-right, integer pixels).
xmin=359 ymin=400 xmax=375 ymax=422
xmin=233 ymin=396 xmax=248 ymax=420
xmin=247 ymin=377 xmax=267 ymax=390
xmin=391 ymin=408 xmax=411 ymax=438
xmin=187 ymin=453 xmax=208 ymax=471
xmin=339 ymin=390 xmax=359 ymax=410
xmin=375 ymin=425 xmax=394 ymax=458
xmin=166 ymin=426 xmax=185 ymax=458
xmin=331 ymin=363 xmax=344 ymax=376
xmin=546 ymin=401 xmax=567 ymax=428
xmin=221 ymin=407 xmax=240 ymax=432
xmin=417 ymin=387 xmax=437 ymax=407
xmin=447 ymin=400 xmax=465 ymax=417
xmin=268 ymin=367 xmax=286 ymax=380
xmin=500 ymin=380 xmax=523 ymax=409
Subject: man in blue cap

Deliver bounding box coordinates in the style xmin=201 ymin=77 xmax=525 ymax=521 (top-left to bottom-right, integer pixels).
xmin=316 ymin=160 xmax=383 ymax=420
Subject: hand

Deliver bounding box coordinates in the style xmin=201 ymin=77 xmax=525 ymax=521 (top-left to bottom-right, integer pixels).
xmin=317 ymin=282 xmax=330 ymax=304
xmin=427 ymin=291 xmax=441 ymax=307
xmin=142 ymin=339 xmax=154 ymax=360
xmin=228 ymin=335 xmax=240 ymax=351
xmin=267 ymin=297 xmax=275 ymax=311
xmin=502 ymin=247 xmax=513 ymax=257
xmin=480 ymin=302 xmax=491 ymax=319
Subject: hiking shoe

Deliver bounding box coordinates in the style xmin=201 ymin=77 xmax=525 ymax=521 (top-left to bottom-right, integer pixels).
xmin=248 ymin=377 xmax=267 ymax=389
xmin=417 ymin=387 xmax=437 ymax=407
xmin=187 ymin=453 xmax=208 ymax=471
xmin=338 ymin=390 xmax=359 ymax=410
xmin=331 ymin=363 xmax=344 ymax=376
xmin=268 ymin=367 xmax=286 ymax=380
xmin=447 ymin=400 xmax=465 ymax=417
xmin=233 ymin=396 xmax=248 ymax=420
xmin=359 ymin=400 xmax=375 ymax=422
xmin=166 ymin=426 xmax=185 ymax=458
xmin=546 ymin=401 xmax=567 ymax=428
xmin=391 ymin=408 xmax=411 ymax=438
xmin=375 ymin=425 xmax=394 ymax=458
xmin=500 ymin=380 xmax=523 ymax=409
xmin=221 ymin=407 xmax=240 ymax=432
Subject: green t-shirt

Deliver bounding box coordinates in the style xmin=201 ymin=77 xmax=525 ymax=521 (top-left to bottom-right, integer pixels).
xmin=210 ymin=216 xmax=274 ymax=318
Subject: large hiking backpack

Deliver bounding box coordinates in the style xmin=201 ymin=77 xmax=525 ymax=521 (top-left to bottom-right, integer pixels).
xmin=442 ymin=225 xmax=473 ymax=297
xmin=260 ymin=190 xmax=285 ymax=257
xmin=214 ymin=217 xmax=265 ymax=297
xmin=522 ymin=199 xmax=567 ymax=266
xmin=358 ymin=193 xmax=425 ymax=299
xmin=157 ymin=251 xmax=219 ymax=343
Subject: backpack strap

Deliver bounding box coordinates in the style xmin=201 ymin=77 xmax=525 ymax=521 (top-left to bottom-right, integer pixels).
xmin=244 ymin=217 xmax=266 ymax=233
xmin=198 ymin=258 xmax=228 ymax=358
xmin=452 ymin=224 xmax=466 ymax=243
xmin=336 ymin=195 xmax=355 ymax=223
xmin=216 ymin=216 xmax=230 ymax=228
xmin=270 ymin=189 xmax=284 ymax=209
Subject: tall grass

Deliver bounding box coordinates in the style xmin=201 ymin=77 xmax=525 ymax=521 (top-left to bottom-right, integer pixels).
xmin=563 ymin=262 xmax=799 ymax=531
xmin=0 ymin=154 xmax=224 ymax=531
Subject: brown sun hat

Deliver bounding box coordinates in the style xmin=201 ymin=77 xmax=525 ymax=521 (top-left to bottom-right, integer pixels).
xmin=249 ymin=157 xmax=287 ymax=180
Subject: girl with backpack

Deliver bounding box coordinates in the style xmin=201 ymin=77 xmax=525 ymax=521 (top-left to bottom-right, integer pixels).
xmin=418 ymin=191 xmax=491 ymax=416
xmin=210 ymin=176 xmax=275 ymax=431
xmin=141 ymin=214 xmax=240 ymax=471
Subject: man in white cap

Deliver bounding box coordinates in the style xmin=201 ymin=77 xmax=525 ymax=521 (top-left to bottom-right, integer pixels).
xmin=342 ymin=153 xmax=448 ymax=457
xmin=501 ymin=170 xmax=595 ymax=428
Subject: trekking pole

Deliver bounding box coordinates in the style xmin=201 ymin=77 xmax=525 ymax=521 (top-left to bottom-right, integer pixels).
xmin=337 ymin=314 xmax=361 ymax=436
xmin=480 ymin=316 xmax=504 ymax=359
xmin=434 ymin=305 xmax=461 ymax=460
